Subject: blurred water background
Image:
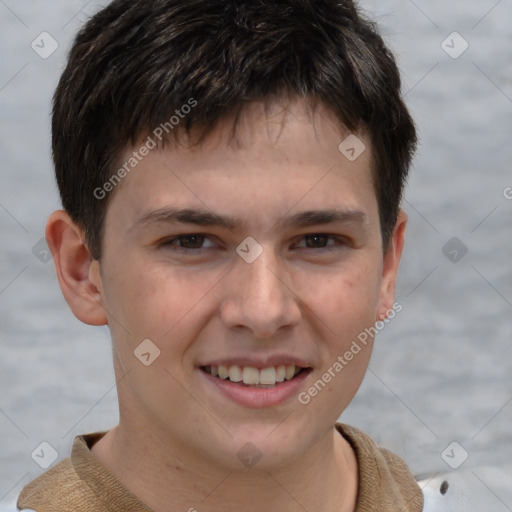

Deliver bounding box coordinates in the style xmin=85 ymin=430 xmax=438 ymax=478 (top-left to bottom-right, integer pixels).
xmin=1 ymin=0 xmax=511 ymax=507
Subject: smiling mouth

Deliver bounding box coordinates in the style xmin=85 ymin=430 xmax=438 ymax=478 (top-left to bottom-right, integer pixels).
xmin=200 ymin=364 xmax=309 ymax=388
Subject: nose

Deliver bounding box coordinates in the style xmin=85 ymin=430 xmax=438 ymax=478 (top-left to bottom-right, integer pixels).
xmin=219 ymin=246 xmax=302 ymax=339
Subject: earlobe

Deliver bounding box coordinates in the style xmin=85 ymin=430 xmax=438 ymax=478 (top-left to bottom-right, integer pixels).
xmin=376 ymin=209 xmax=407 ymax=320
xmin=45 ymin=210 xmax=108 ymax=326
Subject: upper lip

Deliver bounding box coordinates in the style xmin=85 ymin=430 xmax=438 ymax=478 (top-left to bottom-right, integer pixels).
xmin=198 ymin=355 xmax=312 ymax=369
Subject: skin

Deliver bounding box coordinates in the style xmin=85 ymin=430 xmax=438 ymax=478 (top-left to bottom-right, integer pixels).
xmin=46 ymin=97 xmax=407 ymax=512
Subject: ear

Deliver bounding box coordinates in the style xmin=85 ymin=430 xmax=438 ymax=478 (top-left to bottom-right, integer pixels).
xmin=376 ymin=209 xmax=407 ymax=320
xmin=45 ymin=210 xmax=108 ymax=326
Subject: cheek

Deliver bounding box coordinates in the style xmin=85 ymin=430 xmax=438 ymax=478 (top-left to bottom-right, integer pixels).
xmin=101 ymin=259 xmax=226 ymax=357
xmin=297 ymin=270 xmax=378 ymax=420
xmin=300 ymin=260 xmax=382 ymax=338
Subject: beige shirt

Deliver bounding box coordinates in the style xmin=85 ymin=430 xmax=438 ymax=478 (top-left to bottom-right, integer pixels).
xmin=18 ymin=423 xmax=423 ymax=512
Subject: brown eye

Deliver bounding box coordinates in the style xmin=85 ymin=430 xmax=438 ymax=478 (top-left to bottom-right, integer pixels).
xmin=294 ymin=234 xmax=346 ymax=250
xmin=161 ymin=234 xmax=215 ymax=250
xmin=304 ymin=234 xmax=330 ymax=248
xmin=175 ymin=235 xmax=206 ymax=249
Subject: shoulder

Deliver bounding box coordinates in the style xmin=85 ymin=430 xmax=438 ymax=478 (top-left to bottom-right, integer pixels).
xmin=0 ymin=498 xmax=36 ymax=512
xmin=16 ymin=457 xmax=100 ymax=512
xmin=14 ymin=431 xmax=150 ymax=512
xmin=337 ymin=424 xmax=512 ymax=511
xmin=336 ymin=423 xmax=424 ymax=511
xmin=340 ymin=423 xmax=418 ymax=481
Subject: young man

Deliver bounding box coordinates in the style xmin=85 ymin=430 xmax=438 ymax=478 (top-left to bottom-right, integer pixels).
xmin=17 ymin=0 xmax=423 ymax=510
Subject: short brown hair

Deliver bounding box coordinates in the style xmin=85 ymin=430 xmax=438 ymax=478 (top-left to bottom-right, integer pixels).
xmin=52 ymin=0 xmax=417 ymax=259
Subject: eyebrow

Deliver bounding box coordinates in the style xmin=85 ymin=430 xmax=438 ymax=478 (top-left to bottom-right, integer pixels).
xmin=131 ymin=207 xmax=367 ymax=232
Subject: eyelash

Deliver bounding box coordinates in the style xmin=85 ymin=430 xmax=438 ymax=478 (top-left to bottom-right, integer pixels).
xmin=159 ymin=234 xmax=348 ymax=253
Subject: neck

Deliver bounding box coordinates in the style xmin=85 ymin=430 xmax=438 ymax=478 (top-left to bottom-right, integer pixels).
xmin=91 ymin=421 xmax=358 ymax=512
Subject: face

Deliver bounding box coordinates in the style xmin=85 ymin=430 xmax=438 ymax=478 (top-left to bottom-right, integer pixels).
xmin=89 ymin=98 xmax=404 ymax=470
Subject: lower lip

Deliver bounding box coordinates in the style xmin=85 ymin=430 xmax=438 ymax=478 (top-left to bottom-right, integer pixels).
xmin=199 ymin=368 xmax=312 ymax=408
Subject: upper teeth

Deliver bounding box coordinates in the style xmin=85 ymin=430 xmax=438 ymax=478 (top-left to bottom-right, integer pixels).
xmin=207 ymin=364 xmax=301 ymax=385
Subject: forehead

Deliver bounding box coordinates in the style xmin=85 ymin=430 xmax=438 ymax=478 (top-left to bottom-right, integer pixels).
xmin=106 ymin=98 xmax=377 ymax=233
xmin=172 ymin=97 xmax=365 ymax=158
